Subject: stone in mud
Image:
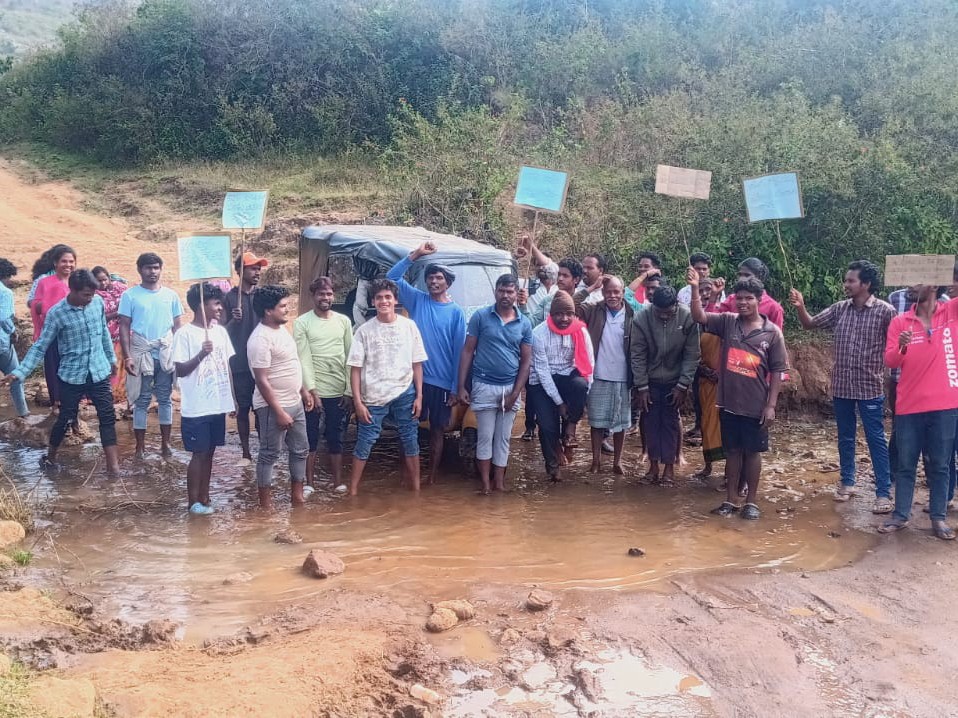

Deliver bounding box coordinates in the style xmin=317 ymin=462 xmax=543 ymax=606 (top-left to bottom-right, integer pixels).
xmin=29 ymin=676 xmax=97 ymax=718
xmin=0 ymin=521 xmax=25 ymax=548
xmin=0 ymin=554 xmax=13 ymax=569
xmin=432 ymin=599 xmax=475 ymax=621
xmin=301 ymin=549 xmax=345 ymax=578
xmin=526 ymin=589 xmax=554 ymax=611
xmin=425 ymin=607 xmax=459 ymax=633
xmin=223 ymin=571 xmax=254 ymax=585
xmin=499 ymin=628 xmax=522 ymax=645
xmin=274 ymin=529 xmax=303 ymax=544
xmin=142 ymin=619 xmax=178 ymax=645
xmin=627 ymin=547 xmax=645 ymax=557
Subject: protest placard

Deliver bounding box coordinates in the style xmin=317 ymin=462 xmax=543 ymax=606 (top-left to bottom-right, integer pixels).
xmin=222 ymin=190 xmax=269 ymax=230
xmin=177 ymin=233 xmax=233 ymax=281
xmin=514 ymin=166 xmax=569 ymax=213
xmin=655 ymin=165 xmax=712 ymax=200
xmin=742 ymin=172 xmax=804 ymax=222
xmin=884 ymin=254 xmax=956 ymax=287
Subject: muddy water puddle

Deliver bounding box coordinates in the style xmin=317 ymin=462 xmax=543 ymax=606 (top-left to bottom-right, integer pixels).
xmin=2 ymin=417 xmax=873 ymax=643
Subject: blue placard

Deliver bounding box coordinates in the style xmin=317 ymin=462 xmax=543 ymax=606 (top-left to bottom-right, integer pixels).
xmin=178 ymin=234 xmax=233 ymax=280
xmin=222 ymin=190 xmax=269 ymax=229
xmin=514 ymin=166 xmax=569 ymax=213
xmin=742 ymin=172 xmax=804 ymax=222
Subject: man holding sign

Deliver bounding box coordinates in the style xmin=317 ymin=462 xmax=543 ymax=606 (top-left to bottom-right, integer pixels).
xmin=221 ymin=252 xmax=270 ymax=463
xmin=171 ymin=283 xmax=234 ymax=515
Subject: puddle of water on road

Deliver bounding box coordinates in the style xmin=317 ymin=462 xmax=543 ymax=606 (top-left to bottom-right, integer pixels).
xmin=1 ymin=415 xmax=874 ymax=643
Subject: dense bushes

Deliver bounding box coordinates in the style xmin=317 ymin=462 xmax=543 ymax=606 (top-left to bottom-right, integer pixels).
xmin=2 ymin=0 xmax=958 ymax=309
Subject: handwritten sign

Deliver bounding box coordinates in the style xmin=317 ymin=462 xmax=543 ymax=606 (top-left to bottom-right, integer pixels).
xmin=884 ymin=255 xmax=955 ymax=287
xmin=655 ymin=165 xmax=712 ymax=200
xmin=514 ymin=166 xmax=569 ymax=214
xmin=742 ymin=172 xmax=804 ymax=222
xmin=222 ymin=190 xmax=269 ymax=230
xmin=177 ymin=233 xmax=233 ymax=281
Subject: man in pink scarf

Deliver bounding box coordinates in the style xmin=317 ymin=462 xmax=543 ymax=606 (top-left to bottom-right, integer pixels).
xmin=527 ymin=290 xmax=595 ymax=480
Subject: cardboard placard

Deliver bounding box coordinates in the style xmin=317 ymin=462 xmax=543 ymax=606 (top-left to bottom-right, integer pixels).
xmin=177 ymin=233 xmax=233 ymax=281
xmin=514 ymin=166 xmax=569 ymax=213
xmin=655 ymin=164 xmax=712 ymax=200
xmin=742 ymin=172 xmax=804 ymax=222
xmin=222 ymin=190 xmax=269 ymax=230
xmin=884 ymin=254 xmax=955 ymax=287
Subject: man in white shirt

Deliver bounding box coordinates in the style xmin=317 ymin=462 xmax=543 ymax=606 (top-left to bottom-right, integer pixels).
xmin=248 ymin=285 xmax=315 ymax=509
xmin=171 ymin=283 xmax=235 ymax=516
xmin=528 ymin=291 xmax=595 ymax=480
xmin=346 ymin=278 xmax=428 ymax=496
xmin=577 ymin=253 xmax=607 ymax=305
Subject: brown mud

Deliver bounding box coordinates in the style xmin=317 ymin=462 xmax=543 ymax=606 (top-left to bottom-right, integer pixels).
xmin=0 ymin=159 xmax=954 ymax=717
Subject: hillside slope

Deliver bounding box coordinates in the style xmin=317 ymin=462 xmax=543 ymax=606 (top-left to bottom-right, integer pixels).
xmin=0 ymin=0 xmax=73 ymax=55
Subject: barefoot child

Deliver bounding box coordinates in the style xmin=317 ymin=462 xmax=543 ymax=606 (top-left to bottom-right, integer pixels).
xmin=171 ymin=283 xmax=234 ymax=515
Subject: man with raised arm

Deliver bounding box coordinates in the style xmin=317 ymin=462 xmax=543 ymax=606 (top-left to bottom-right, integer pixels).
xmin=790 ymin=260 xmax=895 ymax=513
xmin=687 ymin=267 xmax=787 ymax=520
xmin=387 ymin=242 xmax=467 ymax=485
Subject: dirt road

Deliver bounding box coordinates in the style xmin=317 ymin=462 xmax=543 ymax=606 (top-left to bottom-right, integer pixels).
xmin=0 ymin=158 xmax=195 ymax=300
xmin=1 ymin=158 xmax=955 ymax=717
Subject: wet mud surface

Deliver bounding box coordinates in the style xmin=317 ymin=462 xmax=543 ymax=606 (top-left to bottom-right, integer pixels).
xmin=4 ymin=403 xmax=956 ymax=716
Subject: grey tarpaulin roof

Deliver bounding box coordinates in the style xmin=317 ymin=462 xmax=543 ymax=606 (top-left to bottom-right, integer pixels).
xmin=301 ymin=225 xmax=514 ymax=268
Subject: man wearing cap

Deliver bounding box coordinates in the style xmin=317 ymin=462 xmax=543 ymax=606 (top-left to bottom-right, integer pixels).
xmin=387 ymin=242 xmax=467 ymax=485
xmin=221 ymin=251 xmax=269 ymax=464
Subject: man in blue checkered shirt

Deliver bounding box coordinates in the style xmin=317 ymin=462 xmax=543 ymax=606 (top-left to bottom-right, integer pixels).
xmin=2 ymin=269 xmax=120 ymax=473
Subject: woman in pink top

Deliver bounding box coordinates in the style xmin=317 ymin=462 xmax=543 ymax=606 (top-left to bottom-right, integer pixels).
xmin=880 ymin=286 xmax=958 ymax=540
xmin=32 ymin=245 xmax=76 ymax=410
xmin=714 ymin=258 xmax=785 ymax=328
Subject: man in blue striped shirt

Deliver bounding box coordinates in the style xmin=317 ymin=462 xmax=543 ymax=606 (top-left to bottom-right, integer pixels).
xmin=2 ymin=269 xmax=120 ymax=474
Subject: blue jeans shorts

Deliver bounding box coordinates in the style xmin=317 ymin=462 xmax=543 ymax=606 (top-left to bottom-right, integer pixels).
xmin=353 ymin=384 xmax=420 ymax=461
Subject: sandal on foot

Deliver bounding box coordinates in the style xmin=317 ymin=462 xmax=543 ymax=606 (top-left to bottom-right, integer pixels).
xmin=872 ymin=497 xmax=894 ymax=514
xmin=877 ymin=519 xmax=909 ymax=534
xmin=833 ymin=484 xmax=856 ymax=502
xmin=932 ymin=521 xmax=957 ymax=540
xmin=740 ymin=503 xmax=761 ymax=520
xmin=521 ymin=429 xmax=535 ymax=442
xmin=711 ymin=501 xmax=739 ymax=517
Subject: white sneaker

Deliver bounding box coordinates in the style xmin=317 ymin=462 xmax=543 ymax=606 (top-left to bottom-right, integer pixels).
xmin=302 ymin=485 xmax=315 ymax=498
xmin=334 ymin=484 xmax=348 ymax=494
xmin=189 ymin=502 xmax=214 ymax=516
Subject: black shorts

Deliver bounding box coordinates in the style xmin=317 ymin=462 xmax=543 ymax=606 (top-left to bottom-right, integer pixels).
xmin=305 ymin=397 xmax=347 ymax=454
xmin=232 ymin=370 xmax=255 ymax=412
xmin=720 ymin=410 xmax=769 ymax=453
xmin=181 ymin=413 xmax=226 ymax=453
xmin=421 ymin=383 xmax=452 ymax=431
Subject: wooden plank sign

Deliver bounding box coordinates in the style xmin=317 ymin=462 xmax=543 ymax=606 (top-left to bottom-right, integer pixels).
xmin=655 ymin=164 xmax=712 ymax=200
xmin=884 ymin=254 xmax=955 ymax=287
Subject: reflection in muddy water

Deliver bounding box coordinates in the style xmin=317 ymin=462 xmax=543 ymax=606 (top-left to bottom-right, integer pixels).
xmin=2 ymin=414 xmax=872 ymax=642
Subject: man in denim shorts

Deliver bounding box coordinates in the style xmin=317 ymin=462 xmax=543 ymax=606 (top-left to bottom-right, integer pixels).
xmin=347 ymin=279 xmax=427 ymax=496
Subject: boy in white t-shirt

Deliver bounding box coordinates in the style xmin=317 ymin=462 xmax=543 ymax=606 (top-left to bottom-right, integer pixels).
xmin=346 ymin=278 xmax=427 ymax=495
xmin=171 ymin=283 xmax=235 ymax=515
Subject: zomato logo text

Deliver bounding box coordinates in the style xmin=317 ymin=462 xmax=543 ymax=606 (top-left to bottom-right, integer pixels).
xmin=944 ymin=327 xmax=958 ymax=388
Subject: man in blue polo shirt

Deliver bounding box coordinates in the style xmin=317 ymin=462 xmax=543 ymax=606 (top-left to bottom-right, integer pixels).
xmin=3 ymin=269 xmax=119 ymax=474
xmin=387 ymin=241 xmax=467 ymax=485
xmin=457 ymin=274 xmax=533 ymax=493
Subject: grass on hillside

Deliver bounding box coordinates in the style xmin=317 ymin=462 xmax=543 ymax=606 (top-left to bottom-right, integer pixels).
xmin=5 ymin=142 xmax=393 ymax=220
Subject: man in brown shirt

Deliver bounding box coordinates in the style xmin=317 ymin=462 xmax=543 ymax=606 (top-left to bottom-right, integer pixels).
xmin=688 ymin=270 xmax=788 ymax=520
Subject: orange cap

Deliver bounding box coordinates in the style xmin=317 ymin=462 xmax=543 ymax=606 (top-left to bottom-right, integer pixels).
xmin=242 ymin=251 xmax=269 ymax=268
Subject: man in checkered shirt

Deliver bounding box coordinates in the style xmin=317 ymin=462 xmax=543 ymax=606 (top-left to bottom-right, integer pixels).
xmin=790 ymin=260 xmax=896 ymax=514
xmin=2 ymin=269 xmax=119 ymax=474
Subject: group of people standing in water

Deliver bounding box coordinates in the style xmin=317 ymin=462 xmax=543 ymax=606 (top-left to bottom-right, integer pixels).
xmin=1 ymin=239 xmax=956 ymax=540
